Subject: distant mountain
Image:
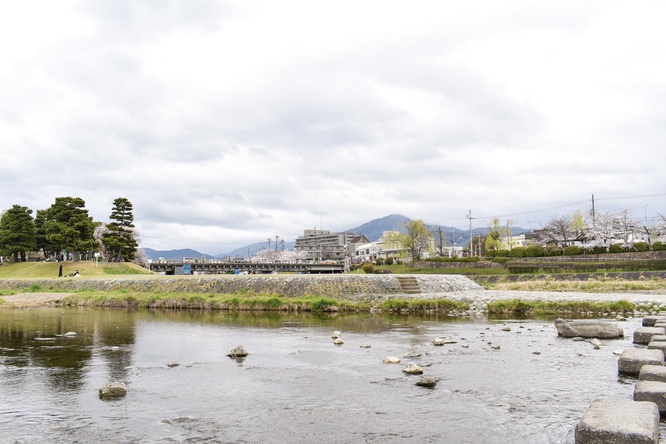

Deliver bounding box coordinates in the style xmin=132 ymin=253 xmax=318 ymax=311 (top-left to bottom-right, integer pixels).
xmin=215 ymin=241 xmax=296 ymax=259
xmin=345 ymin=213 xmax=530 ymax=247
xmin=143 ymin=248 xmax=216 ymax=261
xmin=344 ymin=214 xmax=410 ymax=241
xmin=143 ymin=214 xmax=532 ymax=259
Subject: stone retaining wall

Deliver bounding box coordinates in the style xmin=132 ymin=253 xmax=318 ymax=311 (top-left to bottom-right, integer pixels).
xmin=0 ymin=274 xmax=484 ymax=302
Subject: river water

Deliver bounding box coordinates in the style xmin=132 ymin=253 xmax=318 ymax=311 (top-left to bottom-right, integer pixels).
xmin=0 ymin=307 xmax=654 ymax=443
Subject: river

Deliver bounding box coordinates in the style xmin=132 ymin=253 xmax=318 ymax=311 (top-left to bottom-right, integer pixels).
xmin=0 ymin=307 xmax=653 ymax=443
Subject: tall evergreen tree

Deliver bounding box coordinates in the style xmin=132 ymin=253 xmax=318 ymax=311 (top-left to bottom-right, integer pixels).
xmin=102 ymin=197 xmax=138 ymax=262
xmin=43 ymin=197 xmax=96 ymax=262
xmin=34 ymin=209 xmax=59 ymax=258
xmin=0 ymin=205 xmax=36 ymax=262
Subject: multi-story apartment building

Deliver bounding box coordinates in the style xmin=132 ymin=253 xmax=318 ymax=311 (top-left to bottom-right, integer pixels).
xmin=294 ymin=229 xmax=369 ymax=262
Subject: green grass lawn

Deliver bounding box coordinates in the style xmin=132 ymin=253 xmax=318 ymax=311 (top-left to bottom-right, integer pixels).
xmin=0 ymin=261 xmax=151 ymax=279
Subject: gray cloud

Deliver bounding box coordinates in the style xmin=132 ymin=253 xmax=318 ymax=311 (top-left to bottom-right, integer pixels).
xmin=2 ymin=1 xmax=665 ymax=253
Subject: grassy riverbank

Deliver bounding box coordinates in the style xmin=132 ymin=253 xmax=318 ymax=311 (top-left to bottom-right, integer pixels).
xmin=1 ymin=262 xmax=663 ymax=316
xmin=485 ymin=299 xmax=635 ymax=316
xmin=0 ymin=290 xmax=472 ymax=314
xmin=0 ymin=290 xmax=641 ymax=317
xmin=0 ymin=261 xmax=150 ymax=278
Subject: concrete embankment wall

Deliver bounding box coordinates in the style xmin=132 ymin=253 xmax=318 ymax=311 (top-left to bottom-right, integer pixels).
xmin=0 ymin=274 xmax=484 ymax=301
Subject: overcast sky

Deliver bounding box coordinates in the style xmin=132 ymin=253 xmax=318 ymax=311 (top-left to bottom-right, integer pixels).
xmin=2 ymin=1 xmax=665 ymax=254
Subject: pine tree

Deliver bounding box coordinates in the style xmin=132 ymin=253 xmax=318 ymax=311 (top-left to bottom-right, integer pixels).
xmin=102 ymin=198 xmax=138 ymax=262
xmin=0 ymin=205 xmax=36 ymax=262
xmin=43 ymin=197 xmax=96 ymax=262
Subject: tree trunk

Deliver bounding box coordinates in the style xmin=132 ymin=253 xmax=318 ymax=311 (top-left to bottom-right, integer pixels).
xmin=72 ymin=251 xmax=81 ymax=262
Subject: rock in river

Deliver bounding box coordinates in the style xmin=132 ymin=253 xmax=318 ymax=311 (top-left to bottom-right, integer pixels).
xmin=554 ymin=318 xmax=623 ymax=339
xmin=99 ymin=382 xmax=127 ymax=400
xmin=403 ymin=347 xmax=422 ymax=358
xmin=227 ymin=345 xmax=249 ymax=358
xmin=402 ymin=363 xmax=424 ymax=375
xmin=416 ymin=377 xmax=438 ymax=388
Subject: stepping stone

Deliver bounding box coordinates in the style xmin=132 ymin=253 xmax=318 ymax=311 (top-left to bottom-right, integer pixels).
xmin=634 ymin=380 xmax=666 ymax=414
xmin=634 ymin=327 xmax=666 ymax=345
xmin=649 ymin=335 xmax=666 ymax=342
xmin=575 ymin=399 xmax=659 ymax=444
xmin=639 ymin=365 xmax=666 ymax=383
xmin=642 ymin=316 xmax=666 ymax=327
xmin=654 ymin=322 xmax=666 ymax=329
xmin=618 ymin=349 xmax=664 ymax=376
xmin=647 ymin=341 xmax=666 ymax=355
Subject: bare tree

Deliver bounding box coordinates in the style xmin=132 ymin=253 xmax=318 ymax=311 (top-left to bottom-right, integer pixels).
xmin=535 ymin=214 xmax=585 ymax=247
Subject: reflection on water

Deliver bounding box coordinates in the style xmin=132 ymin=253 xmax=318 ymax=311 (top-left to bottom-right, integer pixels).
xmin=0 ymin=307 xmax=649 ymax=443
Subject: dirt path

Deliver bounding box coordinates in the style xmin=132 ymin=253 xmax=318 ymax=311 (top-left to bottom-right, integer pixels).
xmin=0 ymin=293 xmax=72 ymax=308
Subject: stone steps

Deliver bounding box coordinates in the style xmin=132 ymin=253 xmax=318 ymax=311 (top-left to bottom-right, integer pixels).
xmin=396 ymin=276 xmax=421 ymax=294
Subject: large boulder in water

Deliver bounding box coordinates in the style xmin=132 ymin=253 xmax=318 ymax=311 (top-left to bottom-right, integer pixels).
xmin=554 ymin=318 xmax=623 ymax=338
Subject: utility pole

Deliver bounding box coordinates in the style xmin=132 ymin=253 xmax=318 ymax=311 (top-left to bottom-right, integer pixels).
xmin=591 ymin=194 xmax=596 ymax=227
xmin=467 ymin=210 xmax=475 ymax=257
xmin=267 ymin=237 xmax=271 ymax=250
xmin=275 ymin=234 xmax=280 ymax=251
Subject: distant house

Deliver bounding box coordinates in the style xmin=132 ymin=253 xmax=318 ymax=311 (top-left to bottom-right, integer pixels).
xmin=499 ymin=233 xmax=540 ymax=249
xmin=354 ymin=231 xmax=408 ymax=262
xmin=294 ymin=229 xmax=369 ymax=262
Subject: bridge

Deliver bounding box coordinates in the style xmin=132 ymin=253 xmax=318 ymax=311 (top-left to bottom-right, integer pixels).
xmin=149 ymin=259 xmax=346 ymax=275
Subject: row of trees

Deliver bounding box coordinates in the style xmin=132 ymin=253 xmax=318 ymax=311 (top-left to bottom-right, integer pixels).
xmin=0 ymin=197 xmax=141 ymax=264
xmin=382 ymin=210 xmax=666 ymax=262
xmin=479 ymin=210 xmax=666 ymax=256
xmin=531 ymin=210 xmax=666 ymax=250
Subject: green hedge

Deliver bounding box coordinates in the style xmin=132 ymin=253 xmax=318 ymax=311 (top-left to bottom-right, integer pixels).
xmin=507 ymin=263 xmax=540 ymax=273
xmin=425 ymin=257 xmax=480 ymax=263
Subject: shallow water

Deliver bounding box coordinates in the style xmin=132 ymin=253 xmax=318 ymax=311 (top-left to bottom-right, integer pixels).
xmin=0 ymin=308 xmax=656 ymax=443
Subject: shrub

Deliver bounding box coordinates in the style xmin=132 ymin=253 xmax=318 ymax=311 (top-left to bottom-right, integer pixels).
xmin=485 ymin=250 xmax=496 ymax=258
xmin=361 ymin=263 xmax=374 ymax=273
xmin=509 ymin=247 xmax=525 ymax=258
xmin=495 ymin=249 xmax=509 ymax=257
xmin=544 ymin=247 xmax=563 ymax=256
xmin=608 ymin=244 xmax=624 ymax=253
xmin=310 ymin=297 xmax=338 ymax=311
xmin=634 ymin=242 xmax=650 ymax=252
xmin=654 ymin=241 xmax=666 ymax=251
xmin=492 ymin=257 xmax=509 ymax=263
xmin=385 ymin=257 xmax=394 ymax=265
xmin=590 ymin=246 xmax=607 ymax=254
xmin=375 ymin=257 xmax=384 ymax=266
xmin=26 ymin=283 xmax=42 ymax=292
xmin=524 ymin=246 xmax=544 ymax=257
xmin=563 ymin=246 xmax=582 ymax=256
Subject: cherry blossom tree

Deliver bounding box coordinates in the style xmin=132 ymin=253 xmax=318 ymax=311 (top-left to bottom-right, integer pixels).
xmin=250 ymin=248 xmax=308 ymax=263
